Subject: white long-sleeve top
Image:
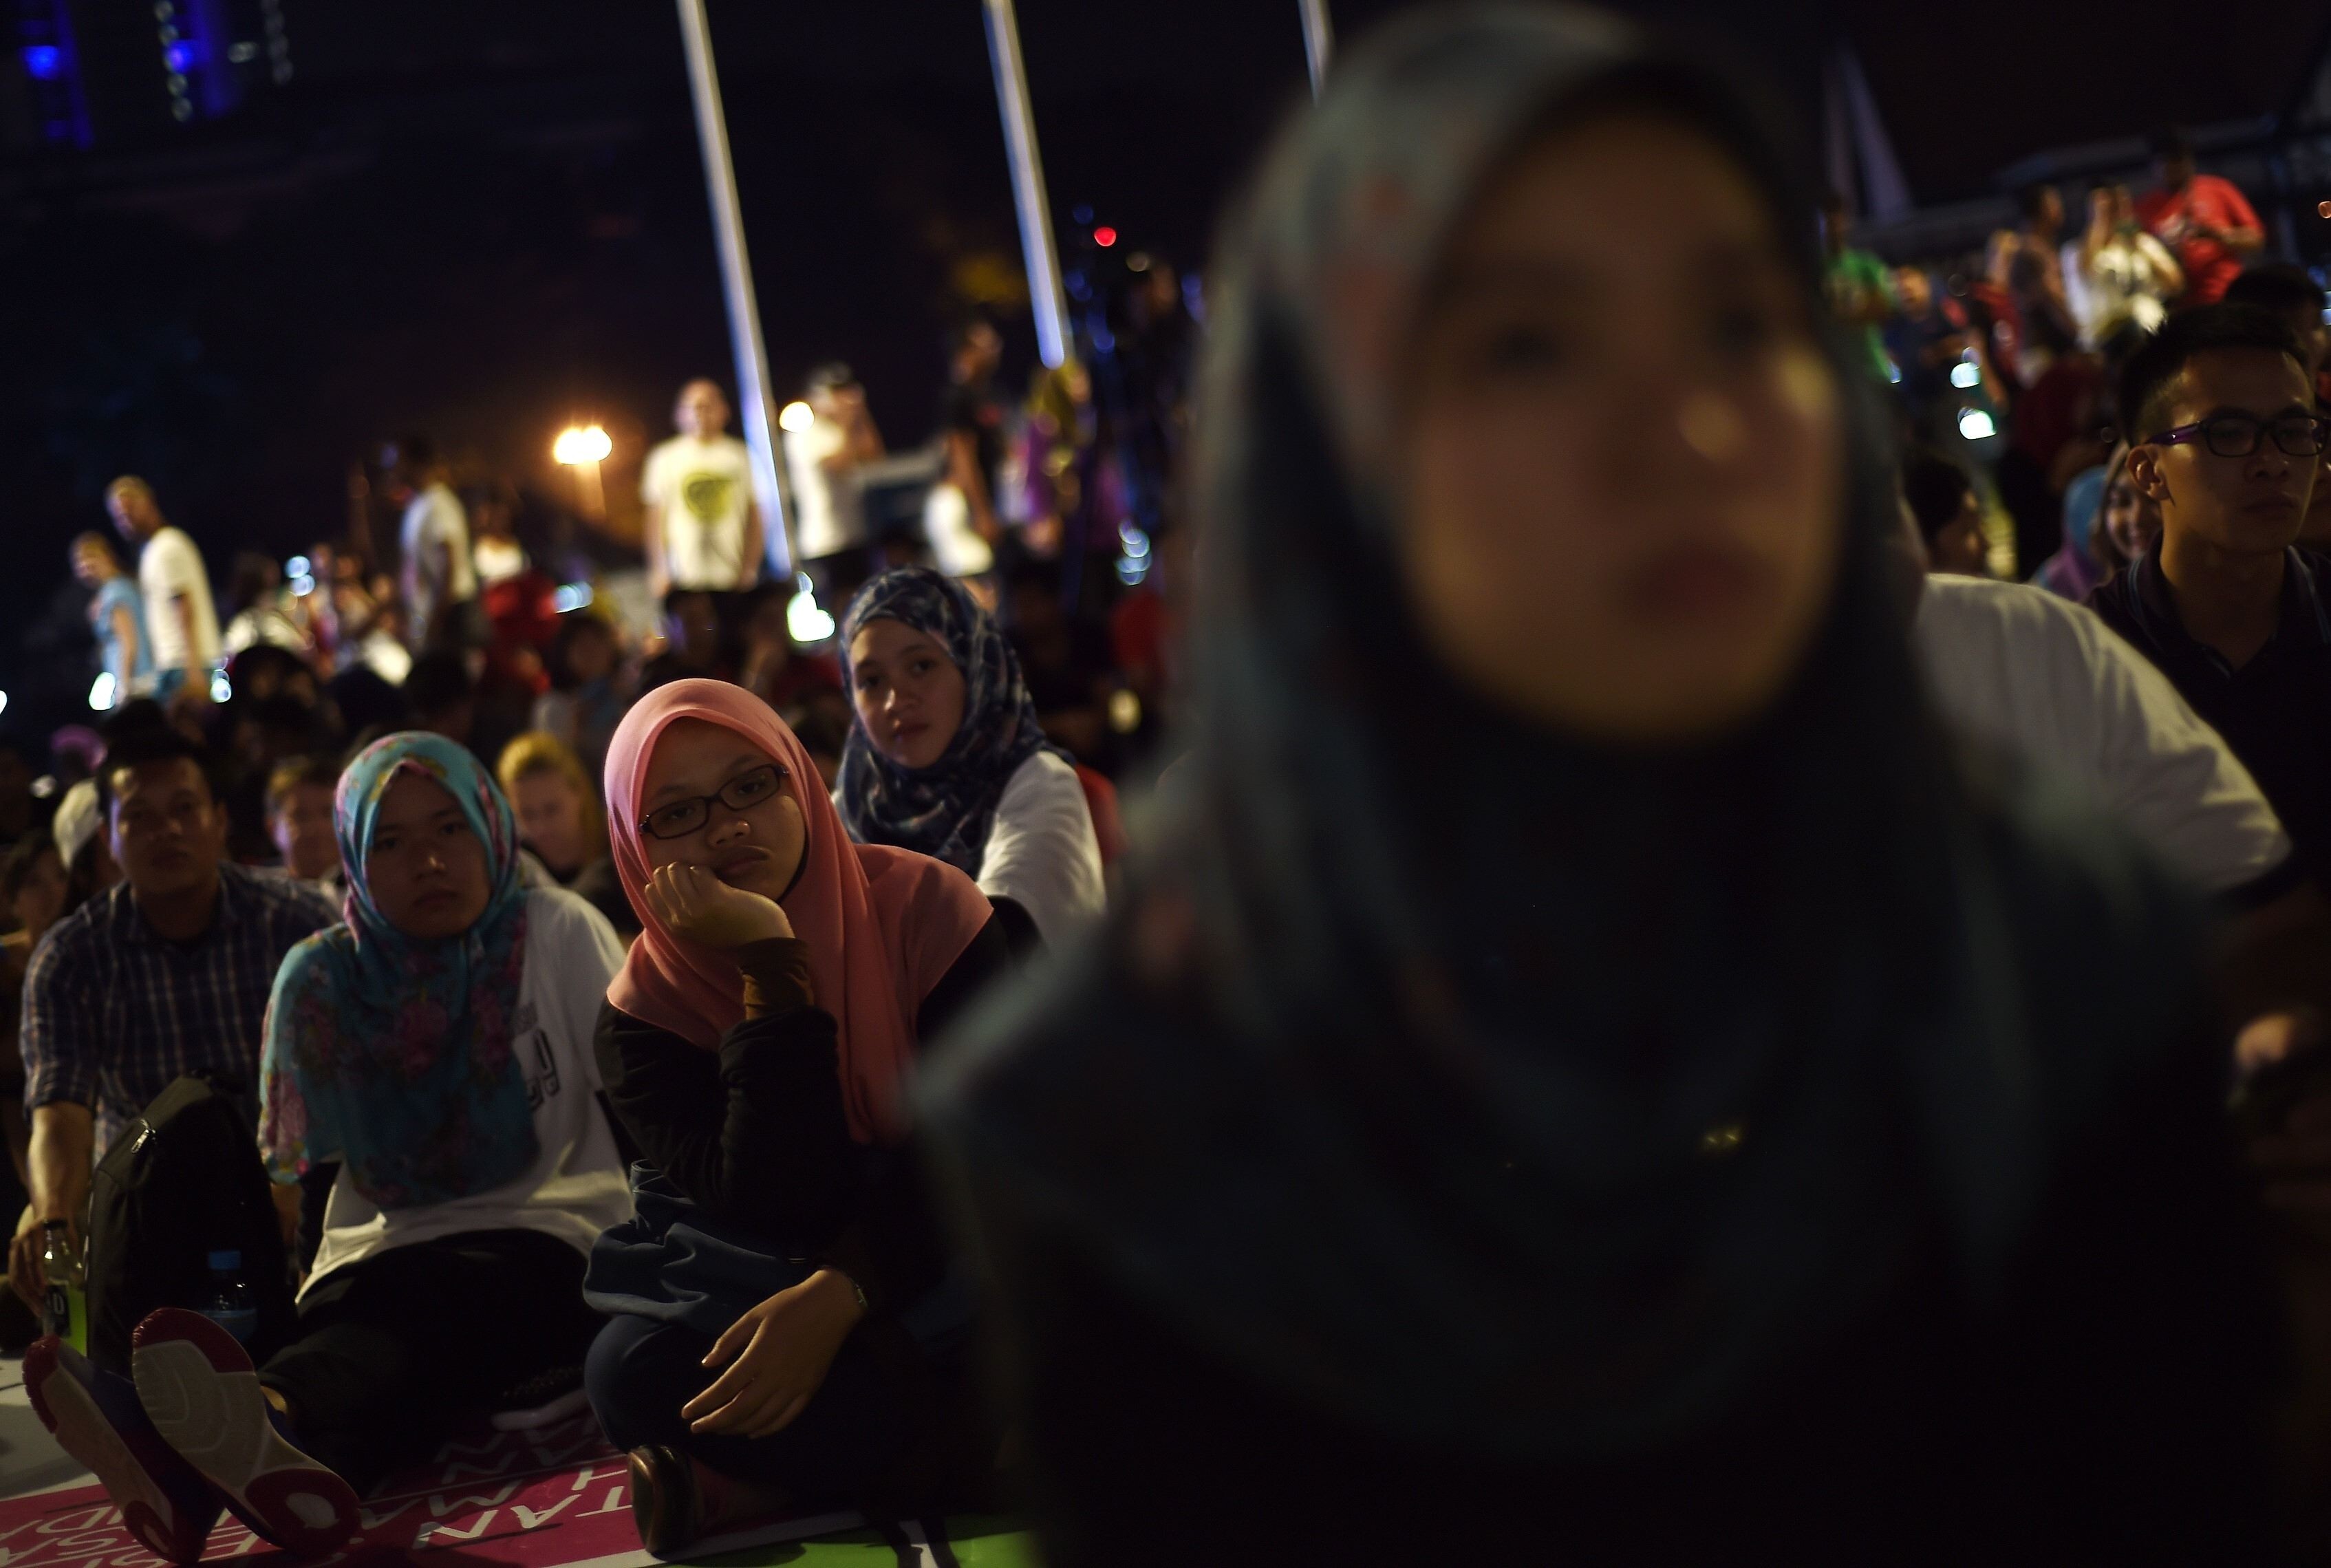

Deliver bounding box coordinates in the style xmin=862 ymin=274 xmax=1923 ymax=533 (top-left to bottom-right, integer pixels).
xmin=976 ymin=752 xmax=1106 ymax=947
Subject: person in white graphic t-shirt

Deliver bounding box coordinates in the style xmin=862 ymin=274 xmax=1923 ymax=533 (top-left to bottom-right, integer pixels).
xmin=641 ymin=380 xmax=764 ymax=610
xmin=385 ymin=434 xmax=480 ymax=656
xmin=107 ymin=476 xmax=221 ymax=707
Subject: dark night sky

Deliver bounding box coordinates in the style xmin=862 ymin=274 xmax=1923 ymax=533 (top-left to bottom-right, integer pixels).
xmin=0 ymin=0 xmax=2325 ymax=738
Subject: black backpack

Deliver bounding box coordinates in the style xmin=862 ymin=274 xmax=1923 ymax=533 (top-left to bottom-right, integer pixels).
xmin=83 ymin=1073 xmax=298 ymax=1375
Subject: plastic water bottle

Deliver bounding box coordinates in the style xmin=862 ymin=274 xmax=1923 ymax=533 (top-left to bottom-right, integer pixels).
xmin=39 ymin=1221 xmax=85 ymax=1355
xmin=197 ymin=1250 xmax=259 ymax=1344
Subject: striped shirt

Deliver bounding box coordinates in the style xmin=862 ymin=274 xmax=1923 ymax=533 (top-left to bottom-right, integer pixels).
xmin=22 ymin=863 xmax=339 ymax=1153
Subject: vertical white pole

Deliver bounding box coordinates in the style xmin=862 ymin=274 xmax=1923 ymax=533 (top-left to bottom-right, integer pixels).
xmin=1298 ymin=0 xmax=1333 ymax=100
xmin=676 ymin=0 xmax=792 ymax=574
xmin=983 ymin=0 xmax=1070 ymax=370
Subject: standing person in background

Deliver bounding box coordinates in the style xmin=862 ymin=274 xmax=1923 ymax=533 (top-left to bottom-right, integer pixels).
xmin=1819 ymin=191 xmax=1894 ymax=384
xmin=71 ymin=535 xmax=151 ymax=704
xmin=2065 ymin=184 xmax=2182 ymax=348
xmin=1884 ymin=268 xmax=1999 ymax=433
xmin=939 ymin=320 xmax=1009 ymax=546
xmin=387 ymin=436 xmax=480 ymax=656
xmin=2138 ymin=127 xmax=2264 ymax=308
xmin=1995 ymin=183 xmax=2076 ymax=377
xmin=784 ymin=365 xmax=885 ymax=615
xmin=107 ymin=478 xmax=219 ymax=707
xmin=923 ymin=10 xmax=2286 ymax=1560
xmin=642 ymin=380 xmax=764 ymax=613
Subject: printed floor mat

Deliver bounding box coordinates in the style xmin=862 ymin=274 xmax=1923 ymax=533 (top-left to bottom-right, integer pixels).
xmin=0 ymin=1412 xmax=1038 ymax=1567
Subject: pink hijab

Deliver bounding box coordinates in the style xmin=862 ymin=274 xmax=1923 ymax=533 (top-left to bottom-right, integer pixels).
xmin=604 ymin=680 xmax=993 ymax=1144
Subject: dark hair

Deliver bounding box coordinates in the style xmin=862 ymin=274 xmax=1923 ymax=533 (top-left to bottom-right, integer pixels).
xmin=97 ymin=727 xmax=217 ymax=818
xmin=782 ymin=700 xmax=850 ymax=760
xmin=392 ymin=433 xmax=438 ymax=473
xmin=805 ymin=361 xmax=855 ymax=395
xmin=227 ymin=643 xmax=312 ymax=696
xmin=548 ymin=613 xmax=617 ymax=691
xmin=2150 ymin=125 xmax=2193 ymax=161
xmin=2222 ymin=264 xmax=2329 ymax=321
xmin=265 ymin=755 xmax=341 ymax=818
xmin=1001 ymin=552 xmax=1063 ymax=597
xmin=242 ymin=694 xmax=320 ymax=745
xmin=99 ymin=699 xmax=174 ymax=751
xmin=2117 ymin=303 xmax=2308 ymax=442
xmin=403 ymin=649 xmax=474 ymax=717
xmin=2015 ymin=182 xmax=2056 ymax=222
xmin=3 ymin=834 xmax=58 ymax=905
xmin=1901 ymin=450 xmax=1975 ymax=544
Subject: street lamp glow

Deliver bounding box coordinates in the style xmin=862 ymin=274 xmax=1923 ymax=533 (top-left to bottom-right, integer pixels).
xmin=554 ymin=425 xmax=612 ymax=465
xmin=778 ymin=400 xmax=815 ymax=433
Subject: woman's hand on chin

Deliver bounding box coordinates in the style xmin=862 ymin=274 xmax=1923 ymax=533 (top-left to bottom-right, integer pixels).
xmin=641 ymin=862 xmax=794 ymax=947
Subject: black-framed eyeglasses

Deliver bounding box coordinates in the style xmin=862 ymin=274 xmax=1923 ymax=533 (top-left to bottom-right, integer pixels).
xmin=637 ymin=763 xmax=788 ymax=841
xmin=2147 ymin=413 xmax=2330 ymax=459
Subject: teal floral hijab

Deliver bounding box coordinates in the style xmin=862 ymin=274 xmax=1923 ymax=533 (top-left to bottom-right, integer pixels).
xmin=259 ymin=733 xmax=537 ymax=1209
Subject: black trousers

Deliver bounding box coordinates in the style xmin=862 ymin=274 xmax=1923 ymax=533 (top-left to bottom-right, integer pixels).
xmin=258 ymin=1229 xmax=603 ymax=1494
xmin=584 ymin=1312 xmax=917 ymax=1507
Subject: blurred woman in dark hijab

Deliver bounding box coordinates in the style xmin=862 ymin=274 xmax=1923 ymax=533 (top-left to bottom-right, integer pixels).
xmin=922 ymin=6 xmax=2279 ymax=1561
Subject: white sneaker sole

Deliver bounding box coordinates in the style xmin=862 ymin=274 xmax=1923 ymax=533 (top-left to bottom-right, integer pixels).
xmin=131 ymin=1315 xmax=356 ymax=1556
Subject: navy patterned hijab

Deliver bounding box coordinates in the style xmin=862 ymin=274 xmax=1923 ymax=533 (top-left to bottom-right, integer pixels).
xmin=837 ymin=566 xmax=1055 ymax=877
xmin=922 ymin=4 xmax=2215 ymax=1462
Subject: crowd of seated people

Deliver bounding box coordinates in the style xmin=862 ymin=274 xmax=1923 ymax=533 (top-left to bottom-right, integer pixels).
xmin=12 ymin=4 xmax=2331 ymax=1562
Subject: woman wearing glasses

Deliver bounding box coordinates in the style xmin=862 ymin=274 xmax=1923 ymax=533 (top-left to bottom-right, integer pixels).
xmin=579 ymin=680 xmax=1008 ymax=1552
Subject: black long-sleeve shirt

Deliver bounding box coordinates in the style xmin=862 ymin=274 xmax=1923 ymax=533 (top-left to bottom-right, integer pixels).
xmin=594 ymin=914 xmax=1013 ymax=1315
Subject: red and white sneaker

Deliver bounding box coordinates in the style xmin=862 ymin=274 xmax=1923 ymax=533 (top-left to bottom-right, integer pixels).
xmin=23 ymin=1335 xmax=224 ymax=1565
xmin=130 ymin=1309 xmax=357 ymax=1557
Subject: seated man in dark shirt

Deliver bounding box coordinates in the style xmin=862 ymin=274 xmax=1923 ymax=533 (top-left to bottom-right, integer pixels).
xmin=2089 ymin=303 xmax=2331 ymax=892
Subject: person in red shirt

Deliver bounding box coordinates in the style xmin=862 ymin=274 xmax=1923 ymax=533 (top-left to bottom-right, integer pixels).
xmin=2136 ymin=127 xmax=2265 ymax=308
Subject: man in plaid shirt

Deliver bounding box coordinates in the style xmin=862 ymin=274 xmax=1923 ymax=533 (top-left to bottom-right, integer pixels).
xmin=11 ymin=727 xmax=336 ymax=1304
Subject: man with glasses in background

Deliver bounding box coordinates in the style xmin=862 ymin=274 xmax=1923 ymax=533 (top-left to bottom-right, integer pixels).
xmin=2091 ymin=303 xmax=2331 ymax=888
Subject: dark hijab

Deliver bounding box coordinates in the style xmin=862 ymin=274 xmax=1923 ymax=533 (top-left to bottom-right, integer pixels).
xmin=837 ymin=566 xmax=1055 ymax=876
xmin=924 ymin=3 xmax=2211 ymax=1461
